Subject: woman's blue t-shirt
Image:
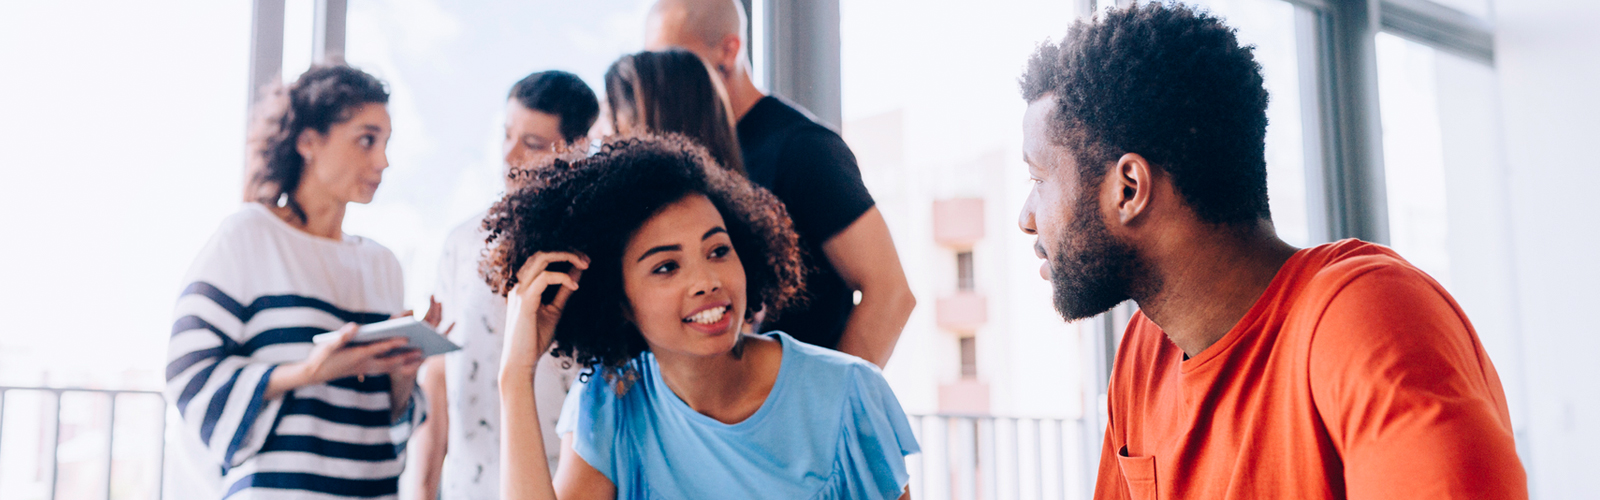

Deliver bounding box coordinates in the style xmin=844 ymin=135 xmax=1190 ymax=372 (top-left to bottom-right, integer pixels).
xmin=554 ymin=331 xmax=920 ymax=499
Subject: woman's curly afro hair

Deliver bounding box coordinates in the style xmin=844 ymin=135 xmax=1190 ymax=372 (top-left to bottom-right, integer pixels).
xmin=480 ymin=134 xmax=805 ymax=369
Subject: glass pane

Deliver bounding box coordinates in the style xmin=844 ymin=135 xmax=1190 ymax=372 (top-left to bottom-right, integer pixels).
xmin=282 ymin=0 xmax=318 ymax=82
xmin=959 ymin=336 xmax=978 ymax=378
xmin=0 ymin=2 xmax=249 ymax=384
xmin=342 ymin=0 xmax=653 ymax=309
xmin=840 ymin=0 xmax=1083 ymax=421
xmin=1376 ymin=33 xmax=1452 ymax=285
xmin=1375 ymin=31 xmax=1523 ymax=430
xmin=1429 ymin=0 xmax=1491 ymax=20
xmin=1187 ymin=0 xmax=1311 ymax=247
xmin=0 ymin=2 xmax=252 ymax=499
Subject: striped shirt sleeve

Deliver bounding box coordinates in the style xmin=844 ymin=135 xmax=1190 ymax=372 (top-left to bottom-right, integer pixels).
xmin=167 ymin=206 xmax=431 ymax=498
xmin=165 ymin=279 xmax=285 ymax=470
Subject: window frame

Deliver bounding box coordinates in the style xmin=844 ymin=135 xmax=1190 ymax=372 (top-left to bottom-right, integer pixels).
xmin=245 ymin=0 xmax=346 ymax=133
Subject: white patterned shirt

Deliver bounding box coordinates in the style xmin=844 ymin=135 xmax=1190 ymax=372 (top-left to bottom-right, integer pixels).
xmin=433 ymin=211 xmax=579 ymax=500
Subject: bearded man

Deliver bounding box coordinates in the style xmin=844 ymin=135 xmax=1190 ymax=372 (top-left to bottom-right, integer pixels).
xmin=1018 ymin=4 xmax=1526 ymax=499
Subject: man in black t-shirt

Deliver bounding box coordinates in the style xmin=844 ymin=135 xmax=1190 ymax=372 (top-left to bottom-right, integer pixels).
xmin=645 ymin=0 xmax=915 ymax=367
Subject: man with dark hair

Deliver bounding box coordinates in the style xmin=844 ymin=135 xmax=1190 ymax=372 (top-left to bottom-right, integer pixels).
xmin=1018 ymin=4 xmax=1525 ymax=499
xmin=504 ymin=71 xmax=602 ymax=165
xmin=644 ymin=0 xmax=916 ymax=368
xmin=412 ymin=70 xmax=599 ymax=500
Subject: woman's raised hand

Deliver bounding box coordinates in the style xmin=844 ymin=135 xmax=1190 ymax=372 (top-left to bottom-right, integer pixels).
xmin=498 ymin=252 xmax=587 ymax=500
xmin=501 ymin=251 xmax=589 ymax=374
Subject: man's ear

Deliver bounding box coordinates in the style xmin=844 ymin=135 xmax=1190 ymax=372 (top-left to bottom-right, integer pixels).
xmin=1111 ymin=153 xmax=1155 ymax=226
xmin=717 ymin=34 xmax=742 ymax=79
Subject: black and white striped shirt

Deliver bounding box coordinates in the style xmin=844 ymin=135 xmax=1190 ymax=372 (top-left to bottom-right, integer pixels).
xmin=165 ymin=203 xmax=425 ymax=499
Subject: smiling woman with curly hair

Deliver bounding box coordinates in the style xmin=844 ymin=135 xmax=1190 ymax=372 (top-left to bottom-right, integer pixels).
xmin=482 ymin=135 xmax=919 ymax=500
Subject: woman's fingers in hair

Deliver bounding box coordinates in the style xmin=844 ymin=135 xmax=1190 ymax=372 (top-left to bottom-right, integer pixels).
xmin=552 ymin=266 xmax=584 ymax=309
xmin=538 ymin=251 xmax=590 ymax=272
xmin=512 ymin=252 xmax=590 ymax=297
xmin=531 ymin=271 xmax=581 ymax=300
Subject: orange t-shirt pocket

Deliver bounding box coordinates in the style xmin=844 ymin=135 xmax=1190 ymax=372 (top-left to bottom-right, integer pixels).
xmin=1117 ymin=446 xmax=1158 ymax=500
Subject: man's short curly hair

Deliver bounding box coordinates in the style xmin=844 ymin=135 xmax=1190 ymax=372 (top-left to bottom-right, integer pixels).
xmin=479 ymin=134 xmax=805 ymax=369
xmin=1021 ymin=3 xmax=1271 ymax=225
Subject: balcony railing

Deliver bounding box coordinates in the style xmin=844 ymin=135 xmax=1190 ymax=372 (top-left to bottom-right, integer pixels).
xmin=0 ymin=387 xmax=1093 ymax=500
xmin=908 ymin=413 xmax=1091 ymax=500
xmin=0 ymin=386 xmax=167 ymax=500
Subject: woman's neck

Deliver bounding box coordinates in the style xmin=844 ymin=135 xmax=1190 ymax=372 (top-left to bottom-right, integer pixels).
xmin=273 ymin=187 xmax=347 ymax=241
xmin=652 ymin=334 xmax=781 ymax=425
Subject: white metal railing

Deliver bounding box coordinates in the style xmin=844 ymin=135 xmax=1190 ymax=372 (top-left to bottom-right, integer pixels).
xmin=0 ymin=386 xmax=167 ymax=500
xmin=0 ymin=388 xmax=1091 ymax=500
xmin=907 ymin=414 xmax=1091 ymax=500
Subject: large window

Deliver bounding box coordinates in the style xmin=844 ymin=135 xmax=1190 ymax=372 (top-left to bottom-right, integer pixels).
xmin=1377 ymin=32 xmax=1453 ymax=284
xmin=839 ymin=3 xmax=1091 ymax=495
xmin=840 ymin=0 xmax=1082 ymax=420
xmin=0 ymin=3 xmax=253 ymax=499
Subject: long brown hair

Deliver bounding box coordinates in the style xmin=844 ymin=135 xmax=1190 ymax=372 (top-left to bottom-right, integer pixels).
xmin=604 ymin=49 xmax=744 ymax=175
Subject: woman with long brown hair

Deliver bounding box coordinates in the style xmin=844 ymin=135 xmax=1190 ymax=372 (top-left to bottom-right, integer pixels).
xmin=603 ymin=48 xmax=744 ymax=174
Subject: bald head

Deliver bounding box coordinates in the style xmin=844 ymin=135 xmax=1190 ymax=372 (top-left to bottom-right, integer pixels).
xmin=647 ymin=0 xmax=747 ymax=67
xmin=646 ymin=0 xmax=765 ymax=120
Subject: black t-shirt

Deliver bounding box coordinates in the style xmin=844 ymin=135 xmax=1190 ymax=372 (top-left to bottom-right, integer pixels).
xmin=737 ymin=96 xmax=875 ymax=350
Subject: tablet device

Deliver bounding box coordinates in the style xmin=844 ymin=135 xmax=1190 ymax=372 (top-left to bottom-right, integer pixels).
xmin=312 ymin=317 xmax=461 ymax=357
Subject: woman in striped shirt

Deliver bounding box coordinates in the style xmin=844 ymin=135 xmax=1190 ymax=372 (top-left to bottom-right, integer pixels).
xmin=165 ymin=64 xmax=431 ymax=499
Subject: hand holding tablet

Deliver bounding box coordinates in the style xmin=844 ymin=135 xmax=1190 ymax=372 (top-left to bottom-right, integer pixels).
xmin=313 ymin=317 xmax=462 ymax=357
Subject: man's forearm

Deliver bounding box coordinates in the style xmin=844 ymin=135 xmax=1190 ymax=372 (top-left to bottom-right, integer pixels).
xmin=412 ymin=415 xmax=447 ymax=498
xmin=819 ymin=208 xmax=916 ymax=368
xmin=413 ymin=357 xmax=450 ymax=499
xmin=836 ymin=284 xmax=916 ymax=367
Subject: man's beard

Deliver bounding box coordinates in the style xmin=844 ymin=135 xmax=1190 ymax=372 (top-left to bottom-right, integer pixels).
xmin=1047 ymin=193 xmax=1144 ymax=321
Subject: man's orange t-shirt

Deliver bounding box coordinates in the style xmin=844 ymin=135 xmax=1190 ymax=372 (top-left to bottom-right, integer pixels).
xmin=1096 ymin=240 xmax=1526 ymax=499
